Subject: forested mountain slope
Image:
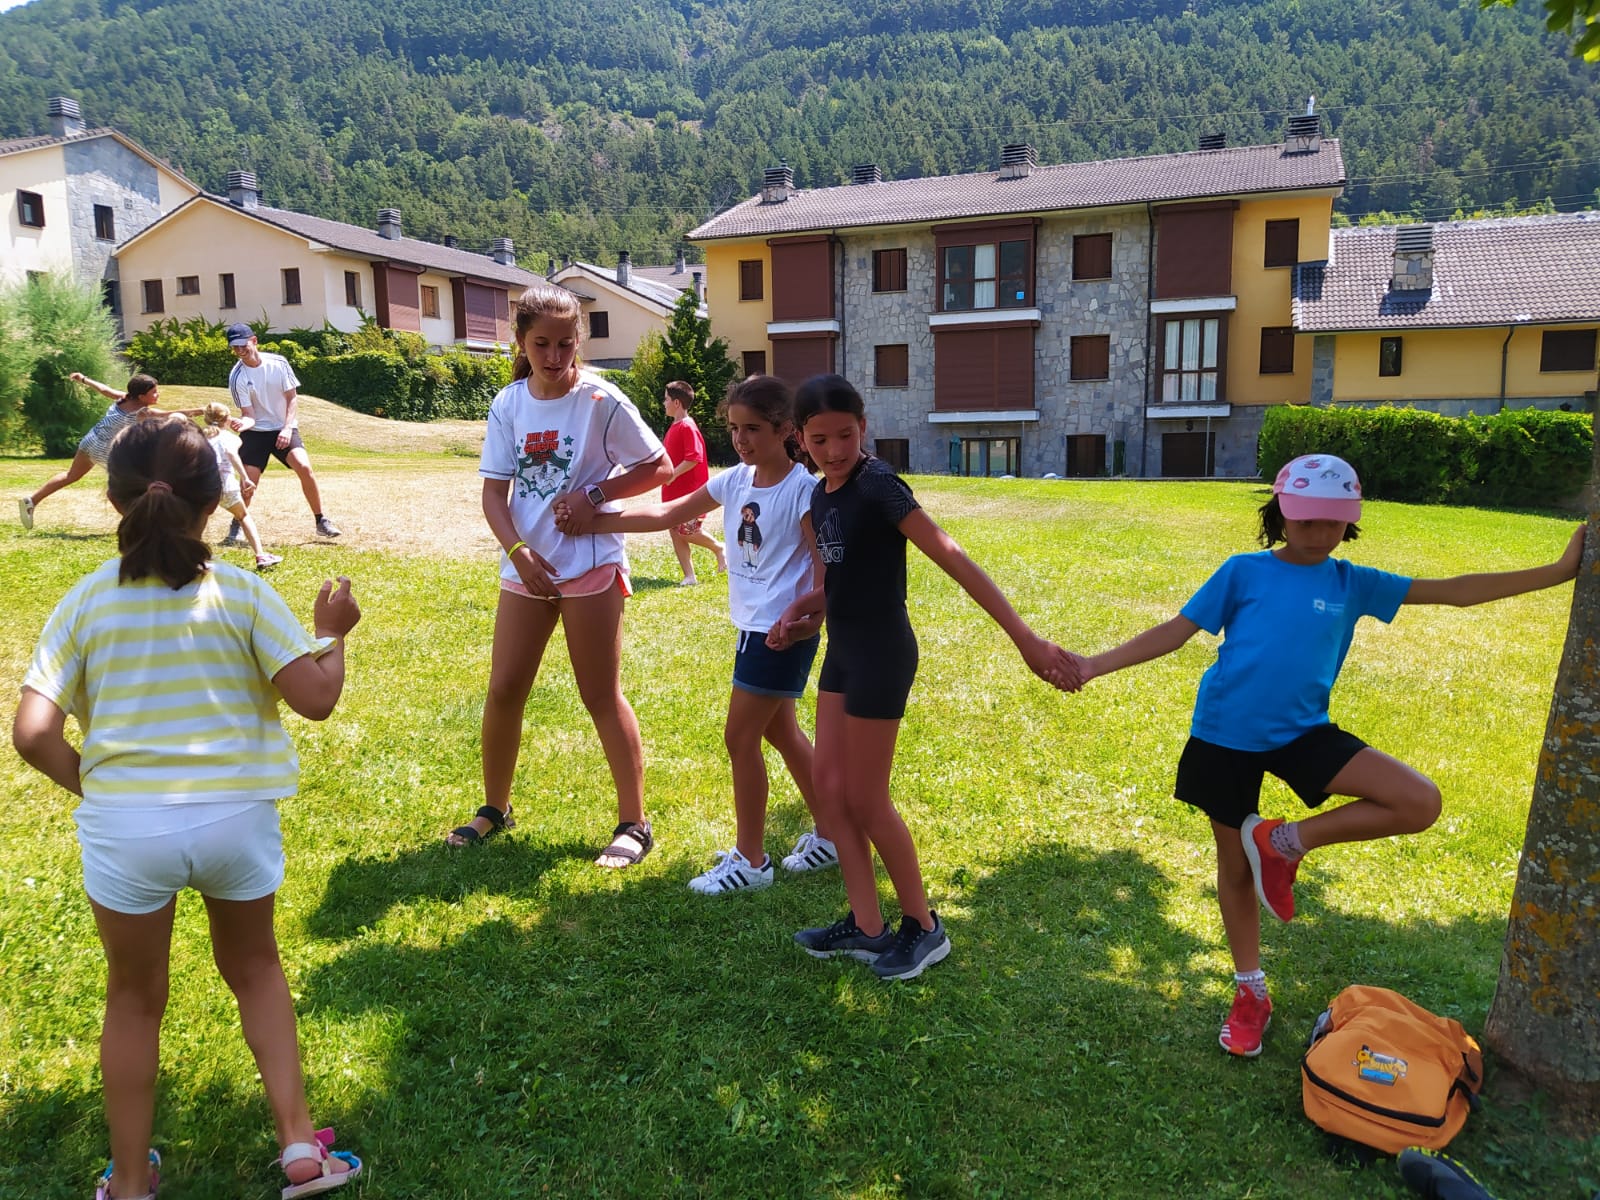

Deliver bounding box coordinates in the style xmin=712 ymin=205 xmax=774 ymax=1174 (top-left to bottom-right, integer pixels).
xmin=1 ymin=0 xmax=1596 ymax=267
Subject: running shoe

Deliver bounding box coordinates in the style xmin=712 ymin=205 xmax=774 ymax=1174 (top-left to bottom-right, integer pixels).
xmin=221 ymin=519 xmax=245 ymax=548
xmin=687 ymin=848 xmax=773 ymax=895
xmin=781 ymin=829 xmax=839 ymax=872
xmin=315 ymin=515 xmax=341 ymax=538
xmin=1219 ymin=985 xmax=1273 ymax=1057
xmin=871 ymin=912 xmax=951 ymax=980
xmin=1397 ymin=1146 xmax=1500 ymax=1199
xmin=255 ymin=552 xmax=283 ymax=570
xmin=793 ymin=911 xmax=895 ymax=961
xmin=1241 ymin=814 xmax=1299 ymax=922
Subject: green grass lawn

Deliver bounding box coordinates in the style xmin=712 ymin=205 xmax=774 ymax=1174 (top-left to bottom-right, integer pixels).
xmin=1 ymin=439 xmax=1595 ymax=1199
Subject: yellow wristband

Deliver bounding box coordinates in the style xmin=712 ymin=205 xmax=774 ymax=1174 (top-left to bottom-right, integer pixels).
xmin=508 ymin=540 xmax=527 ymax=557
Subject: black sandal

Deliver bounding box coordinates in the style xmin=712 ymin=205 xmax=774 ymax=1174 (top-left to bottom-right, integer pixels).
xmin=596 ymin=820 xmax=653 ymax=868
xmin=447 ymin=804 xmax=515 ymax=846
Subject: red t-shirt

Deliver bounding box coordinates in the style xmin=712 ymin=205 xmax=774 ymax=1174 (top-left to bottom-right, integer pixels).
xmin=662 ymin=417 xmax=709 ymax=501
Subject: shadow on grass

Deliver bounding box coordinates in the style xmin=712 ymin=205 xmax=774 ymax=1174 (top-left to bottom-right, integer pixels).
xmin=273 ymin=835 xmax=1574 ymax=1198
xmin=305 ymin=834 xmax=596 ymax=938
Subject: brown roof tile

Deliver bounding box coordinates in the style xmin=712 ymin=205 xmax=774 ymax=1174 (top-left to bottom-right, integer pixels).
xmin=690 ymin=140 xmax=1346 ymax=241
xmin=1293 ymin=212 xmax=1600 ymax=331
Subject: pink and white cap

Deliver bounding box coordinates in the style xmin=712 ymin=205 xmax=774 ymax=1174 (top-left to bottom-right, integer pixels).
xmin=1272 ymin=454 xmax=1362 ymax=522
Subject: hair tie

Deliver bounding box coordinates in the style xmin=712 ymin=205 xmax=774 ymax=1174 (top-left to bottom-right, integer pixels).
xmin=146 ymin=480 xmax=173 ymax=495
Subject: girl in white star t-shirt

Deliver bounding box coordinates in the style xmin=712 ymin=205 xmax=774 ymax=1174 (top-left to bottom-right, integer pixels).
xmin=447 ymin=283 xmax=671 ymax=870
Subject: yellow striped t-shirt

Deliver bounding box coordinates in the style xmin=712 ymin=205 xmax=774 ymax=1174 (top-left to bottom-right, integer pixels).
xmin=23 ymin=559 xmax=321 ymax=808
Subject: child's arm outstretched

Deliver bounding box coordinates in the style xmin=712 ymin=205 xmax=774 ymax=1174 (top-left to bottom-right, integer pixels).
xmin=67 ymin=371 xmax=125 ymax=401
xmin=1404 ymin=526 xmax=1584 ymax=606
xmin=1074 ymin=615 xmax=1202 ymax=685
xmin=900 ymin=509 xmax=1080 ymax=690
xmin=553 ymin=485 xmax=715 ymax=536
xmin=553 ymin=455 xmax=675 ymax=536
xmin=13 ymin=691 xmax=82 ymax=796
xmin=272 ymin=577 xmax=360 ymax=720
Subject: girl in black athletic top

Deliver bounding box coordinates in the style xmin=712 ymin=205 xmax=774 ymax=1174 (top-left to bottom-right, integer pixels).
xmin=781 ymin=375 xmax=1078 ymax=980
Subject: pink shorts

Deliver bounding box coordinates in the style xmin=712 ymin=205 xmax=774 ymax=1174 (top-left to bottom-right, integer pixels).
xmin=501 ymin=563 xmax=632 ymax=602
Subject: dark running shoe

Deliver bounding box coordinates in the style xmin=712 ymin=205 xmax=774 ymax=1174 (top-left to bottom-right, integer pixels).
xmin=871 ymin=912 xmax=951 ymax=981
xmin=1397 ymin=1147 xmax=1499 ymax=1200
xmin=794 ymin=911 xmax=894 ymax=961
xmin=221 ymin=519 xmax=245 ymax=548
xmin=315 ymin=515 xmax=341 ymax=538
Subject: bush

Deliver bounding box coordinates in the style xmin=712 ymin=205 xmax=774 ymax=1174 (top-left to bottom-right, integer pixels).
xmin=1259 ymin=404 xmax=1591 ymax=507
xmin=4 ymin=273 xmax=119 ymax=456
xmin=125 ymin=316 xmax=234 ymax=385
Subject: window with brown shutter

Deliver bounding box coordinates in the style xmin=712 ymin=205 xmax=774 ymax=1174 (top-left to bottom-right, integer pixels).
xmin=873 ymin=248 xmax=907 ymax=293
xmin=1066 ymin=434 xmax=1107 ymax=477
xmin=589 ymin=310 xmax=610 ymax=339
xmin=177 ymin=276 xmax=200 ymax=296
xmin=738 ymin=259 xmax=763 ymax=301
xmin=17 ymin=190 xmax=44 ymax=228
xmin=420 ymin=285 xmax=440 ymax=319
xmin=875 ymin=438 xmax=909 ymax=471
xmin=1072 ymin=234 xmax=1112 ymax=281
xmin=741 ymin=350 xmax=767 ymax=377
xmin=1070 ymin=335 xmax=1110 ymax=381
xmin=141 ymin=279 xmax=163 ymax=313
xmin=282 ymin=268 xmax=302 ymax=306
xmin=219 ymin=273 xmax=236 ymax=309
xmin=1259 ymin=326 xmax=1295 ymax=374
xmin=93 ymin=204 xmax=116 ymax=241
xmin=1540 ymin=329 xmax=1598 ymax=373
xmin=875 ymin=343 xmax=909 ymax=388
xmin=1264 ymin=220 xmax=1300 ymax=269
xmin=345 ymin=271 xmax=361 ymax=307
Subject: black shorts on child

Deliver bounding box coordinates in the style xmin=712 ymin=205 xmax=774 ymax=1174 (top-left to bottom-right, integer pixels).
xmin=732 ymin=631 xmax=820 ymax=699
xmin=1174 ymin=724 xmax=1370 ymax=829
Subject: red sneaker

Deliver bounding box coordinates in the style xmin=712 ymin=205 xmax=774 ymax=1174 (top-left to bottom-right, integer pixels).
xmin=1220 ymin=986 xmax=1273 ymax=1057
xmin=1241 ymin=814 xmax=1299 ymax=922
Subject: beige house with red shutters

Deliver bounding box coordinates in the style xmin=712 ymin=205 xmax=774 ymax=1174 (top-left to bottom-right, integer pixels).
xmin=115 ymin=172 xmax=540 ymax=349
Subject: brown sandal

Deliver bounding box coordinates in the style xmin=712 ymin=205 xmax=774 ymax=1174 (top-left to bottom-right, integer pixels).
xmin=596 ymin=819 xmax=652 ymax=868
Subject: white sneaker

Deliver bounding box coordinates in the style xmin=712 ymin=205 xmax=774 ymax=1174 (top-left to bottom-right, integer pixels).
xmin=781 ymin=829 xmax=839 ymax=873
xmin=255 ymin=552 xmax=283 ymax=570
xmin=18 ymin=497 xmax=34 ymax=530
xmin=687 ymin=848 xmax=773 ymax=895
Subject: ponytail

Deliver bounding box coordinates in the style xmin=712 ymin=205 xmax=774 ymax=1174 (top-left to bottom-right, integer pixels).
xmin=106 ymin=419 xmax=222 ymax=589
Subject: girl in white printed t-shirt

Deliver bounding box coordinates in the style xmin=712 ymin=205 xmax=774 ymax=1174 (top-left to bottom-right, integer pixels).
xmin=13 ymin=417 xmax=363 ymax=1200
xmin=201 ymin=401 xmax=281 ymax=570
xmin=446 ymin=282 xmax=673 ymax=869
xmin=557 ymin=374 xmax=838 ymax=894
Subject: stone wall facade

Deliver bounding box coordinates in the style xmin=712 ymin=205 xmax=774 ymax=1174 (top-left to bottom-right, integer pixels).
xmin=63 ymin=139 xmax=166 ymax=319
xmin=839 ymin=212 xmax=1153 ymax=478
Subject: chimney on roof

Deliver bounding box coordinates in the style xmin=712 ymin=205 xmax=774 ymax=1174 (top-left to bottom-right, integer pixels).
xmin=616 ymin=250 xmax=631 ymax=287
xmin=1284 ymin=112 xmax=1322 ymax=155
xmin=377 ymin=208 xmax=402 ymax=240
xmin=852 ymin=163 xmax=882 ymax=185
xmin=761 ymin=165 xmax=794 ymax=204
xmin=675 ymin=246 xmax=687 ymax=274
xmin=1198 ymin=132 xmax=1226 ymax=151
xmin=226 ymin=170 xmax=260 ymax=210
xmin=491 ymin=237 xmax=516 ymax=266
xmin=1391 ymin=224 xmax=1435 ymax=292
xmin=443 ymin=234 xmax=458 ymax=249
xmin=563 ymin=252 xmax=574 ymax=270
xmin=691 ymin=269 xmax=704 ymax=302
xmin=1000 ymin=143 xmax=1036 ymax=180
xmin=47 ymin=96 xmax=85 ymax=138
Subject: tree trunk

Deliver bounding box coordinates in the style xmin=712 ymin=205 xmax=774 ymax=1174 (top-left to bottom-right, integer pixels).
xmin=1483 ymin=425 xmax=1600 ymax=1118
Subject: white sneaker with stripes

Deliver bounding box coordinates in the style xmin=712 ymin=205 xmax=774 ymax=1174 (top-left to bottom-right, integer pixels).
xmin=781 ymin=829 xmax=839 ymax=873
xmin=687 ymin=847 xmax=773 ymax=895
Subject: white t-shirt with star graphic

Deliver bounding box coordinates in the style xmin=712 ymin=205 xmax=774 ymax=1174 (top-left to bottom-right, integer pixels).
xmin=480 ymin=372 xmax=665 ymax=585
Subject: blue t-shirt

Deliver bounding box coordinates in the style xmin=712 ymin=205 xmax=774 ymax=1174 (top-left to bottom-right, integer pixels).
xmin=1181 ymin=551 xmax=1411 ymax=751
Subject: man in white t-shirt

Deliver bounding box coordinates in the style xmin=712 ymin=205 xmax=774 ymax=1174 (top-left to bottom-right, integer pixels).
xmin=224 ymin=323 xmax=340 ymax=541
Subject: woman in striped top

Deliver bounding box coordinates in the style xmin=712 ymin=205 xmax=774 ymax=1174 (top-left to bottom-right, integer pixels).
xmin=12 ymin=418 xmax=364 ymax=1200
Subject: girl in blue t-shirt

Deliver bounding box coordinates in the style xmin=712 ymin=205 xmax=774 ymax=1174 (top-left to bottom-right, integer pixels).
xmin=557 ymin=374 xmax=840 ymax=893
xmin=1073 ymin=453 xmax=1582 ymax=1058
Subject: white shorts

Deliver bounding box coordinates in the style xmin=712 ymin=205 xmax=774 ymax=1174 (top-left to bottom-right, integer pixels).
xmin=77 ymin=803 xmax=285 ymax=914
xmin=221 ymin=485 xmax=244 ymax=511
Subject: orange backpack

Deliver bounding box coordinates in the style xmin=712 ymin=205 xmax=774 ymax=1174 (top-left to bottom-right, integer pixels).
xmin=1301 ymin=985 xmax=1485 ymax=1155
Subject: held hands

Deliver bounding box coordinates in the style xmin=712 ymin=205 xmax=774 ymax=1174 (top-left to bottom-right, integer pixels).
xmin=314 ymin=576 xmax=361 ymax=638
xmin=1021 ymin=633 xmax=1084 ymax=693
xmin=553 ymin=491 xmax=597 ymax=536
xmin=766 ymin=608 xmax=822 ymax=650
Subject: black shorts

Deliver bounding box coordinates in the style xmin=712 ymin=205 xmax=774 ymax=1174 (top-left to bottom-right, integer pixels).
xmin=817 ymin=625 xmax=918 ymax=720
xmin=1174 ymin=725 xmax=1370 ymax=830
xmin=238 ymin=427 xmax=306 ymax=470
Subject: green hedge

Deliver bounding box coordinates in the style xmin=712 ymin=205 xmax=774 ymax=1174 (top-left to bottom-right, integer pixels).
xmin=1258 ymin=404 xmax=1591 ymax=508
xmin=126 ymin=320 xmax=511 ymax=422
